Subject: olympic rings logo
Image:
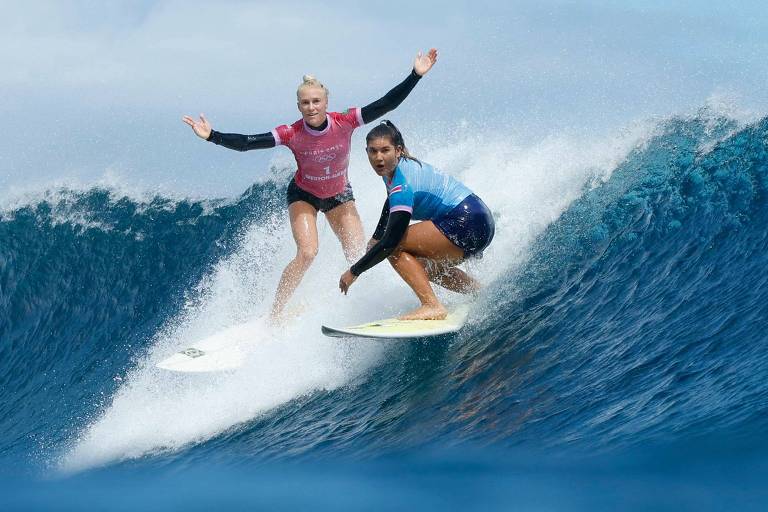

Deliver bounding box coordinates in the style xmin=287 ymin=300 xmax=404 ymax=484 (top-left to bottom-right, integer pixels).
xmin=314 ymin=153 xmax=337 ymax=163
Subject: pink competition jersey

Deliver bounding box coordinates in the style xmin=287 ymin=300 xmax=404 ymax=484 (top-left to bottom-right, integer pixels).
xmin=272 ymin=108 xmax=365 ymax=198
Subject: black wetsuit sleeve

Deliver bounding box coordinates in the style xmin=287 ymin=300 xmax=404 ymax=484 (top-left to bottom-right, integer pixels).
xmin=360 ymin=70 xmax=422 ymax=124
xmin=350 ymin=210 xmax=411 ymax=276
xmin=371 ymin=199 xmax=391 ymax=241
xmin=206 ymin=130 xmax=276 ymax=151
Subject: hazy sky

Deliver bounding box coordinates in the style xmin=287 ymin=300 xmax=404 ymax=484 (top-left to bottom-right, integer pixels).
xmin=2 ymin=0 xmax=767 ymax=197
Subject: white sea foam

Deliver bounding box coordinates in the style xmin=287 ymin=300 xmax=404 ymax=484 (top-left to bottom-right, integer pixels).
xmin=59 ymin=119 xmax=658 ymax=473
xmin=0 ymin=168 xmax=239 ymax=242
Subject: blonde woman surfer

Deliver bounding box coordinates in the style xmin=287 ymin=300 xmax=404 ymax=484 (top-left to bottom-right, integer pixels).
xmin=183 ymin=49 xmax=438 ymax=320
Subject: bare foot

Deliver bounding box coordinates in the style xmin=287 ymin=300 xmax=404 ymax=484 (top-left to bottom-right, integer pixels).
xmin=398 ymin=304 xmax=447 ymax=320
xmin=269 ymin=303 xmax=306 ymax=327
xmin=268 ymin=312 xmax=285 ymax=328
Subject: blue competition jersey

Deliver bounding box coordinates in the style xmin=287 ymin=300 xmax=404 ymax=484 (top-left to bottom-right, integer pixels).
xmin=384 ymin=158 xmax=472 ymax=220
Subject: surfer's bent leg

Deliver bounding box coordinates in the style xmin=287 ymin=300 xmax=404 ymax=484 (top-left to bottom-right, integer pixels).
xmin=385 ymin=221 xmax=469 ymax=320
xmin=422 ymin=260 xmax=480 ymax=294
xmin=271 ymin=200 xmax=319 ymax=319
xmin=387 ymin=248 xmax=447 ymax=320
xmin=324 ymin=186 xmax=365 ymax=262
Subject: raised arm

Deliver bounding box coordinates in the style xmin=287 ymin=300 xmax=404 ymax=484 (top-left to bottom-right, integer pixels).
xmin=182 ymin=114 xmax=276 ymax=151
xmin=360 ymin=48 xmax=438 ymax=124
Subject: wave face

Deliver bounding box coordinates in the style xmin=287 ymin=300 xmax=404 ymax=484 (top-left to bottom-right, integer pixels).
xmin=0 ymin=184 xmax=284 ymax=468
xmin=1 ymin=115 xmax=768 ymax=507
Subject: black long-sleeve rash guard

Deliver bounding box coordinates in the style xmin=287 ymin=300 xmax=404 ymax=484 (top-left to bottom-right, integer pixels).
xmin=205 ymin=70 xmax=423 ymax=151
xmin=350 ymin=199 xmax=412 ymax=276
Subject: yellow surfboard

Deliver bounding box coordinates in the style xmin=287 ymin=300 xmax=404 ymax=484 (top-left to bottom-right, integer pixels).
xmin=321 ymin=304 xmax=470 ymax=339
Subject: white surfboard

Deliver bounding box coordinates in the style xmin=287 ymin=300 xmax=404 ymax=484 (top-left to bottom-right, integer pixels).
xmin=321 ymin=304 xmax=470 ymax=339
xmin=156 ymin=319 xmax=265 ymax=373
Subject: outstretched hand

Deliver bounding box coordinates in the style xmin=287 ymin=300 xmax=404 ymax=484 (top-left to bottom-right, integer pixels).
xmin=182 ymin=113 xmax=212 ymax=140
xmin=413 ymin=48 xmax=438 ymax=76
xmin=339 ymin=270 xmax=358 ymax=295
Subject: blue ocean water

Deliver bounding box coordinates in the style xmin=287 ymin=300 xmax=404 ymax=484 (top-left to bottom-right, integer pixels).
xmin=1 ymin=114 xmax=767 ymax=510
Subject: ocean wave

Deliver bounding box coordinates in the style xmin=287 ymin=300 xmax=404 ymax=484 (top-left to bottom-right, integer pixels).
xmin=2 ymin=113 xmax=767 ymax=475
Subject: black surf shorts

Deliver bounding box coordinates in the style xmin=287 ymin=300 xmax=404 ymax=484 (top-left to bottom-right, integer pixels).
xmin=286 ymin=177 xmax=355 ymax=213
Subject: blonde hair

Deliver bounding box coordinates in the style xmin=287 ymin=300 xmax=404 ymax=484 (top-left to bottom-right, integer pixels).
xmin=296 ymin=74 xmax=329 ymax=99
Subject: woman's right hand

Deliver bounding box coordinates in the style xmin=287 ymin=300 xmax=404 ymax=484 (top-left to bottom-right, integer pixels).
xmin=339 ymin=270 xmax=358 ymax=295
xmin=182 ymin=113 xmax=212 ymax=140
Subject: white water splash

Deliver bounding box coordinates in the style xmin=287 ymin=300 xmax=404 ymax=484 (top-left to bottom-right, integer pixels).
xmin=59 ymin=119 xmax=656 ymax=473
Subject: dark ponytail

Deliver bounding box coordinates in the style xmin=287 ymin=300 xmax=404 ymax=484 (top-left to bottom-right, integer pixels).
xmin=365 ymin=120 xmax=421 ymax=164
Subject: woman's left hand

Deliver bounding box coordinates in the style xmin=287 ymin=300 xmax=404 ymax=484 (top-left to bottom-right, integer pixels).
xmin=339 ymin=270 xmax=358 ymax=295
xmin=413 ymin=48 xmax=438 ymax=76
